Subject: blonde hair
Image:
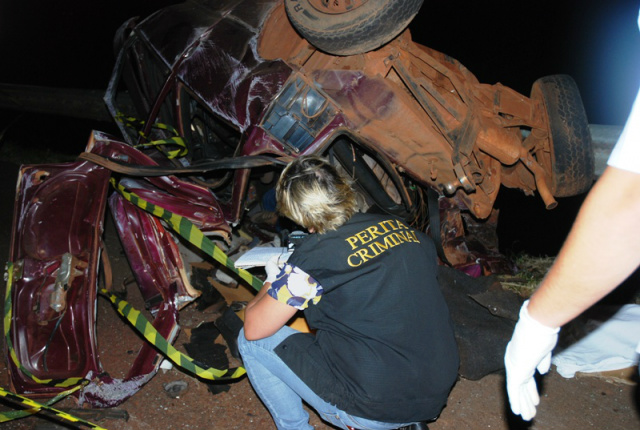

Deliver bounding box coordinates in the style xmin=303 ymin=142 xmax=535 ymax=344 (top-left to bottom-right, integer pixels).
xmin=276 ymin=155 xmax=358 ymax=234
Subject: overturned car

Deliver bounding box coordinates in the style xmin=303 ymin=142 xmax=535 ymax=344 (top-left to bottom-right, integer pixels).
xmin=5 ymin=0 xmax=594 ymax=407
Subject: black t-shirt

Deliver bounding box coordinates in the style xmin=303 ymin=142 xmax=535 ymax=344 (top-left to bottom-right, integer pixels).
xmin=275 ymin=212 xmax=459 ymax=423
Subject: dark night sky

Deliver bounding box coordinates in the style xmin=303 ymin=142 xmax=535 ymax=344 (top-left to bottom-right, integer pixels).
xmin=0 ymin=1 xmax=175 ymax=89
xmin=0 ymin=1 xmax=639 ymax=125
xmin=409 ymin=0 xmax=640 ymax=126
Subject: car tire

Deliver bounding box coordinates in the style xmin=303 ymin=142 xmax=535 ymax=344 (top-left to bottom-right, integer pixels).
xmin=284 ymin=0 xmax=424 ymax=56
xmin=531 ymin=74 xmax=595 ymax=197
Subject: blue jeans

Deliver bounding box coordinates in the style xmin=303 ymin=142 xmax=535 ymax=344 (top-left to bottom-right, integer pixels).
xmin=237 ymin=326 xmax=413 ymax=430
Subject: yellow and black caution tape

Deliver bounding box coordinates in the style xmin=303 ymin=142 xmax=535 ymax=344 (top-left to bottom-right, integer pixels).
xmin=2 ymin=261 xmax=244 ymax=425
xmin=2 ymin=262 xmax=95 ymax=426
xmin=0 ymin=384 xmax=83 ymax=421
xmin=3 ymin=262 xmax=87 ymax=389
xmin=99 ymin=288 xmax=246 ymax=380
xmin=111 ymin=178 xmax=265 ymax=292
xmin=3 ymin=246 xmax=247 ymax=424
xmin=0 ymin=386 xmax=106 ymax=429
xmin=115 ymin=111 xmax=187 ymax=159
xmin=0 ymin=175 xmax=263 ymax=422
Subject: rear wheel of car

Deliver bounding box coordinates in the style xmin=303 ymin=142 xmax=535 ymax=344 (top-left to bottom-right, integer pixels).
xmin=531 ymin=74 xmax=595 ymax=197
xmin=284 ymin=0 xmax=424 ymax=56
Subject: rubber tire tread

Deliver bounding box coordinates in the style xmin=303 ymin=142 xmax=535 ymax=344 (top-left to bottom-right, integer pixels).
xmin=284 ymin=0 xmax=424 ymax=56
xmin=532 ymin=75 xmax=595 ymax=197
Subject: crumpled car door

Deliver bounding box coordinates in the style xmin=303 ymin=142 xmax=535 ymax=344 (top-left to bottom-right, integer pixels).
xmin=5 ymin=131 xmax=231 ymax=407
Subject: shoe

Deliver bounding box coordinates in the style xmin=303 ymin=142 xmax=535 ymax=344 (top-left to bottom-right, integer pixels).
xmin=395 ymin=422 xmax=430 ymax=430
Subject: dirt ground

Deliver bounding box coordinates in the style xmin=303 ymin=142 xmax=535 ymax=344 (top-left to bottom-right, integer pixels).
xmin=0 ymin=159 xmax=639 ymax=430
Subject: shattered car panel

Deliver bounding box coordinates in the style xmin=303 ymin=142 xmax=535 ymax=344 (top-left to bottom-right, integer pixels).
xmin=6 ymin=133 xmax=230 ymax=405
xmin=5 ymin=0 xmax=594 ymax=405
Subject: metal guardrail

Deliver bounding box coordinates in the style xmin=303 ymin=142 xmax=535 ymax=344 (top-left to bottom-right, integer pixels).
xmin=589 ymin=124 xmax=623 ymax=176
xmin=0 ymin=83 xmax=126 ymax=123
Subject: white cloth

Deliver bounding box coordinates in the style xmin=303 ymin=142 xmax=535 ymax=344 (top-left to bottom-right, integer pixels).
xmin=552 ymin=304 xmax=640 ymax=378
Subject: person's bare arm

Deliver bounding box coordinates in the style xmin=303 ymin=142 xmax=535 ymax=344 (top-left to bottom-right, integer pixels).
xmin=528 ymin=165 xmax=640 ymax=327
xmin=243 ymin=282 xmax=298 ymax=341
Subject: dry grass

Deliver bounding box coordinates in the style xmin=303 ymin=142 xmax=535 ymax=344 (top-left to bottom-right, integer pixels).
xmin=498 ymin=254 xmax=555 ymax=298
xmin=500 ymin=256 xmax=640 ymax=304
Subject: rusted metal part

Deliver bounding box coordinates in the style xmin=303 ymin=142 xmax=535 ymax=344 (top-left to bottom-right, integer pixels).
xmin=518 ymin=146 xmax=558 ymax=210
xmin=436 ymin=196 xmax=515 ymax=277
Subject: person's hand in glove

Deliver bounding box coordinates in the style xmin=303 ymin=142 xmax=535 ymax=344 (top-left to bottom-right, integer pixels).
xmin=504 ymin=300 xmax=560 ymax=421
xmin=265 ymin=254 xmax=284 ymax=284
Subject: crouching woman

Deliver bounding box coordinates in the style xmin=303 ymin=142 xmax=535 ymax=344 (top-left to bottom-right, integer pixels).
xmin=238 ymin=155 xmax=459 ymax=430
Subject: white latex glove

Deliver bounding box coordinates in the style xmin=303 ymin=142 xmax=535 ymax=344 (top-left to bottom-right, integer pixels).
xmin=504 ymin=300 xmax=560 ymax=421
xmin=264 ymin=255 xmax=283 ymax=284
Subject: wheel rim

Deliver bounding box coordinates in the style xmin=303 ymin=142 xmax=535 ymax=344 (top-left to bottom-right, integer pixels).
xmin=307 ymin=0 xmax=368 ymax=14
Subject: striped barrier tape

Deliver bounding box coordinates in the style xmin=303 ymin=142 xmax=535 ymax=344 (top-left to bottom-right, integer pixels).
xmin=111 ymin=178 xmax=265 ymax=292
xmin=3 ymin=262 xmax=86 ymax=389
xmin=99 ymin=288 xmax=246 ymax=380
xmin=0 ymin=386 xmax=106 ymax=429
xmin=115 ymin=112 xmax=187 ymax=159
xmin=2 ymin=260 xmax=245 ymax=424
xmin=99 ymin=178 xmax=258 ymax=379
xmin=2 ymin=263 xmax=246 ymax=424
xmin=0 ymin=174 xmax=262 ymax=422
xmin=1 ymin=262 xmax=98 ymax=426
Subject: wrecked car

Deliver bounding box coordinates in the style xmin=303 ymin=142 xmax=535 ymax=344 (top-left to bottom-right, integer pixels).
xmin=5 ymin=0 xmax=594 ymax=407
